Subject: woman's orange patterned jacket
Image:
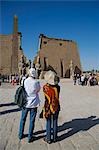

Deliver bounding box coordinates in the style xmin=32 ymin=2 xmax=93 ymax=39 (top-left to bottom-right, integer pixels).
xmin=43 ymin=83 xmax=59 ymax=118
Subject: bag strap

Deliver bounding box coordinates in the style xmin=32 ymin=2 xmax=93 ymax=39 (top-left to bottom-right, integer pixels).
xmin=22 ymin=79 xmax=25 ymax=88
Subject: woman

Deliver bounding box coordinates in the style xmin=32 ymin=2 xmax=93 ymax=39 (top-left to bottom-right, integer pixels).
xmin=18 ymin=68 xmax=41 ymax=143
xmin=43 ymin=70 xmax=60 ymax=144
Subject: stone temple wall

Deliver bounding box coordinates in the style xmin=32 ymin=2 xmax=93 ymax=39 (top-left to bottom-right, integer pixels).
xmin=0 ymin=33 xmax=24 ymax=75
xmin=0 ymin=34 xmax=13 ymax=74
xmin=34 ymin=34 xmax=82 ymax=78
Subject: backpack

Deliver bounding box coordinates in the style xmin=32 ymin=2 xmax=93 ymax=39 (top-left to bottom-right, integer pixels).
xmin=14 ymin=85 xmax=27 ymax=108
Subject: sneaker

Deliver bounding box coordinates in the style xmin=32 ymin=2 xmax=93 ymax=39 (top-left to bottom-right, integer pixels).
xmin=28 ymin=136 xmax=36 ymax=143
xmin=53 ymin=139 xmax=57 ymax=143
xmin=43 ymin=137 xmax=51 ymax=144
xmin=18 ymin=134 xmax=25 ymax=140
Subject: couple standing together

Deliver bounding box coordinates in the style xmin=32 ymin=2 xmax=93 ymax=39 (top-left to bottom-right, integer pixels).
xmin=18 ymin=68 xmax=60 ymax=144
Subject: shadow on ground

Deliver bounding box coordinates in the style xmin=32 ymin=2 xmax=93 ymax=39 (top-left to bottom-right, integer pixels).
xmin=22 ymin=116 xmax=99 ymax=142
xmin=0 ymin=108 xmax=21 ymax=115
xmin=0 ymin=102 xmax=16 ymax=107
xmin=0 ymin=102 xmax=21 ymax=115
xmin=57 ymin=116 xmax=99 ymax=141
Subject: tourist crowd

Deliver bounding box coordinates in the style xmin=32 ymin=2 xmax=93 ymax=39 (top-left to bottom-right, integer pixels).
xmin=73 ymin=73 xmax=98 ymax=86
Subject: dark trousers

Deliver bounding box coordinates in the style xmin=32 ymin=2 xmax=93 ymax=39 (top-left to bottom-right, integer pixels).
xmin=19 ymin=107 xmax=37 ymax=140
xmin=46 ymin=112 xmax=59 ymax=141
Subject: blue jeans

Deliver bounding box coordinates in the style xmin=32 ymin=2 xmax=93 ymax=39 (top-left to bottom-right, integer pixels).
xmin=19 ymin=107 xmax=37 ymax=140
xmin=46 ymin=112 xmax=59 ymax=141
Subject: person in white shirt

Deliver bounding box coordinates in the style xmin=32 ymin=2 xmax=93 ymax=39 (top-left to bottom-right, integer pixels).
xmin=18 ymin=68 xmax=41 ymax=143
xmin=81 ymin=74 xmax=85 ymax=86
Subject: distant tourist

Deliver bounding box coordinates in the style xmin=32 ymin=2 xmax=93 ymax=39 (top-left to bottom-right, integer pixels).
xmin=42 ymin=70 xmax=60 ymax=144
xmin=89 ymin=74 xmax=98 ymax=86
xmin=76 ymin=74 xmax=81 ymax=85
xmin=84 ymin=74 xmax=88 ymax=86
xmin=15 ymin=74 xmax=19 ymax=85
xmin=18 ymin=68 xmax=41 ymax=143
xmin=20 ymin=74 xmax=26 ymax=86
xmin=35 ymin=63 xmax=41 ymax=79
xmin=81 ymin=74 xmax=85 ymax=86
xmin=11 ymin=74 xmax=15 ymax=85
xmin=73 ymin=74 xmax=77 ymax=85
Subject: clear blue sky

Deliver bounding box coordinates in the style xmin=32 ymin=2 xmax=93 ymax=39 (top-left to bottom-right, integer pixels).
xmin=0 ymin=0 xmax=99 ymax=71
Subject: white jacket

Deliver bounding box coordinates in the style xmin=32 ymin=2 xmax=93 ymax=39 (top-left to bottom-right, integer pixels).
xmin=24 ymin=77 xmax=41 ymax=108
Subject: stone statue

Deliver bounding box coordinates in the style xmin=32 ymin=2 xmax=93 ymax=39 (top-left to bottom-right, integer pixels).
xmin=69 ymin=60 xmax=74 ymax=78
xmin=35 ymin=56 xmax=41 ymax=78
xmin=18 ymin=55 xmax=26 ymax=75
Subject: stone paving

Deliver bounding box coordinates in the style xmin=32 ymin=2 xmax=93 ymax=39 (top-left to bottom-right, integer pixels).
xmin=0 ymin=80 xmax=99 ymax=150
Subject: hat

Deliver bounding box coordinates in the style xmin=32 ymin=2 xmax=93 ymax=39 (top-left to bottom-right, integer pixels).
xmin=44 ymin=70 xmax=59 ymax=85
xmin=28 ymin=68 xmax=36 ymax=78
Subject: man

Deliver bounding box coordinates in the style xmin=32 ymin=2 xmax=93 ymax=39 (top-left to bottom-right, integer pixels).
xmin=18 ymin=68 xmax=41 ymax=143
